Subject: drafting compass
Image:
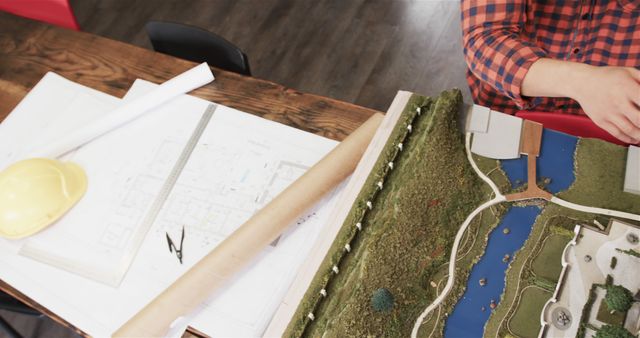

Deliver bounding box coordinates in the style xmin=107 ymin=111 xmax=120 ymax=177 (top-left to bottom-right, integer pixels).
xmin=166 ymin=226 xmax=185 ymax=264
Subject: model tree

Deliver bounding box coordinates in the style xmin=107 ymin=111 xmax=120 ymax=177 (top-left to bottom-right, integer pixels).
xmin=594 ymin=324 xmax=635 ymax=338
xmin=371 ymin=288 xmax=394 ymax=312
xmin=605 ymin=284 xmax=633 ymax=313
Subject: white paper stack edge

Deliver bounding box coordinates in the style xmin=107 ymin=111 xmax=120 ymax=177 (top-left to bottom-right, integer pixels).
xmin=30 ymin=62 xmax=214 ymax=159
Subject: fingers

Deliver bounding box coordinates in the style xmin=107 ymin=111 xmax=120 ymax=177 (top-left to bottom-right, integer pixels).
xmin=623 ymin=110 xmax=640 ymax=131
xmin=620 ymin=100 xmax=640 ymax=129
xmin=600 ymin=121 xmax=636 ymax=144
xmin=627 ymin=103 xmax=640 ymax=127
xmin=626 ymin=88 xmax=640 ymax=128
xmin=613 ymin=75 xmax=640 ymax=141
xmin=611 ymin=113 xmax=640 ymax=142
xmin=629 ymin=67 xmax=640 ymax=82
xmin=626 ymin=68 xmax=640 ymax=117
xmin=578 ymin=66 xmax=640 ymax=144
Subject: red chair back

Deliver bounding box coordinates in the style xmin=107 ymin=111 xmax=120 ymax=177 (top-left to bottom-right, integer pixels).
xmin=0 ymin=0 xmax=79 ymax=31
xmin=515 ymin=111 xmax=630 ymax=146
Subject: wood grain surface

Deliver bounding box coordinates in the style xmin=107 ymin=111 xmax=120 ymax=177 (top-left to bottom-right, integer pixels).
xmin=0 ymin=12 xmax=379 ymax=141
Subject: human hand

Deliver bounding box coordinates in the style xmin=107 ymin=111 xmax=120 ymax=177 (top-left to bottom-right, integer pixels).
xmin=571 ymin=66 xmax=640 ymax=144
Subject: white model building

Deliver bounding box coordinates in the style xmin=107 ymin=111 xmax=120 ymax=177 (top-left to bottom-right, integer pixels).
xmin=467 ymin=104 xmax=523 ymax=159
xmin=540 ymin=219 xmax=640 ymax=338
xmin=624 ymin=145 xmax=639 ymax=195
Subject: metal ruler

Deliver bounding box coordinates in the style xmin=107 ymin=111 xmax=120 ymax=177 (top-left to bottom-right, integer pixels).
xmin=116 ymin=103 xmax=217 ymax=285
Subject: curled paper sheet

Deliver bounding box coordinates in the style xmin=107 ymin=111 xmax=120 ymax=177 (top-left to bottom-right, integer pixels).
xmin=30 ymin=62 xmax=214 ymax=158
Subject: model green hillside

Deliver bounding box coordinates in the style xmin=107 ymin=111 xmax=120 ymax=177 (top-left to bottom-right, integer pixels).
xmin=284 ymin=89 xmax=489 ymax=337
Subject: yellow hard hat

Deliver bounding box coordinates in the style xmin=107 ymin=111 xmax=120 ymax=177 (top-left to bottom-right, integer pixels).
xmin=0 ymin=158 xmax=87 ymax=239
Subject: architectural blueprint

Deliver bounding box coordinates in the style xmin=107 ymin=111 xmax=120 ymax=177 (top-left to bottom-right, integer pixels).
xmin=0 ymin=75 xmax=345 ymax=337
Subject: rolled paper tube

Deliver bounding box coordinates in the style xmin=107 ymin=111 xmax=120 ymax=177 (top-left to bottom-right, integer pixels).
xmin=30 ymin=63 xmax=214 ymax=158
xmin=113 ymin=112 xmax=384 ymax=338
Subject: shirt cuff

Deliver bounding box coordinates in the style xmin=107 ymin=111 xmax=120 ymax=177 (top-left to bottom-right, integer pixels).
xmin=507 ymin=51 xmax=545 ymax=110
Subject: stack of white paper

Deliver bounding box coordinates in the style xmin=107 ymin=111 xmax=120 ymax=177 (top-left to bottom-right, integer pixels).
xmin=0 ymin=73 xmax=345 ymax=337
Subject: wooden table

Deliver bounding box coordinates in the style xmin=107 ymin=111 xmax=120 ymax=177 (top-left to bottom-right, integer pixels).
xmin=0 ymin=12 xmax=381 ymax=337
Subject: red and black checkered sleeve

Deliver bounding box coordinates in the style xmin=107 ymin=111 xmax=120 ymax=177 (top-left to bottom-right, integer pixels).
xmin=461 ymin=0 xmax=547 ymax=109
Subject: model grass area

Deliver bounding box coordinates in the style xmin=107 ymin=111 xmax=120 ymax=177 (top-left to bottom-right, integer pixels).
xmin=410 ymin=140 xmax=509 ymax=337
xmin=559 ymin=138 xmax=640 ymax=215
xmin=473 ymin=155 xmax=511 ymax=196
xmin=531 ymin=234 xmax=570 ymax=281
xmin=283 ymin=90 xmax=486 ymax=337
xmin=509 ymin=287 xmax=553 ymax=338
xmin=595 ymin=299 xmax=626 ymax=326
xmin=486 ymin=136 xmax=640 ymax=337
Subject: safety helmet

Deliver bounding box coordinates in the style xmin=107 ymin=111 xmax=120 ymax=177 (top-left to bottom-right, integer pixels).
xmin=0 ymin=158 xmax=87 ymax=239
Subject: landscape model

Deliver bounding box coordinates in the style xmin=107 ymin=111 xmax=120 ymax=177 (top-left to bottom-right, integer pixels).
xmin=282 ymin=89 xmax=640 ymax=338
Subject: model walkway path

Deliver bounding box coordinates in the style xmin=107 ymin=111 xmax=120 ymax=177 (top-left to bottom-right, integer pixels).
xmin=411 ymin=133 xmax=640 ymax=338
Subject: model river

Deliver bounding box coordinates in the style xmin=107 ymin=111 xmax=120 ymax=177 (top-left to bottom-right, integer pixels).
xmin=443 ymin=129 xmax=578 ymax=337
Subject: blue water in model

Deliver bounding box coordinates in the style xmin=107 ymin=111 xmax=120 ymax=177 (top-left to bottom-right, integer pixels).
xmin=500 ymin=129 xmax=578 ymax=193
xmin=444 ymin=206 xmax=541 ymax=338
xmin=443 ymin=129 xmax=578 ymax=337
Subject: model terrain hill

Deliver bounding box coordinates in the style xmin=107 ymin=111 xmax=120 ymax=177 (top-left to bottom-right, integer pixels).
xmin=281 ymin=89 xmax=640 ymax=338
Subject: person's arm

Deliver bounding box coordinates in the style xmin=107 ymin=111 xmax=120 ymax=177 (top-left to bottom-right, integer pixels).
xmin=522 ymin=58 xmax=640 ymax=144
xmin=462 ymin=0 xmax=640 ymax=144
xmin=461 ymin=0 xmax=546 ymax=108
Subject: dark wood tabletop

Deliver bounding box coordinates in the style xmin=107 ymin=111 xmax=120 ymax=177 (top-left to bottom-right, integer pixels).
xmin=0 ymin=11 xmax=381 ymax=337
xmin=0 ymin=12 xmax=380 ymax=140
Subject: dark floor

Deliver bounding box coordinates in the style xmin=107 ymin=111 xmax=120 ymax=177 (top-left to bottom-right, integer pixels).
xmin=70 ymin=0 xmax=472 ymax=112
xmin=1 ymin=1 xmax=470 ymax=337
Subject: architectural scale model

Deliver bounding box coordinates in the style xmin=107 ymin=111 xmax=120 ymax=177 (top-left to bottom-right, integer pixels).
xmin=269 ymin=89 xmax=640 ymax=338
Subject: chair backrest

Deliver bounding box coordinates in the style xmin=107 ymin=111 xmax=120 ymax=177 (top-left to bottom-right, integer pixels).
xmin=515 ymin=111 xmax=630 ymax=146
xmin=0 ymin=0 xmax=79 ymax=31
xmin=0 ymin=290 xmax=38 ymax=316
xmin=146 ymin=21 xmax=251 ymax=76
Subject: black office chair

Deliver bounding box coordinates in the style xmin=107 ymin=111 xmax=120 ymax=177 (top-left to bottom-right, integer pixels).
xmin=146 ymin=21 xmax=252 ymax=76
xmin=0 ymin=290 xmax=41 ymax=338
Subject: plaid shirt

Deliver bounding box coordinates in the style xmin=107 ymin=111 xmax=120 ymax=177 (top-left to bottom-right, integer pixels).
xmin=461 ymin=0 xmax=640 ymax=115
